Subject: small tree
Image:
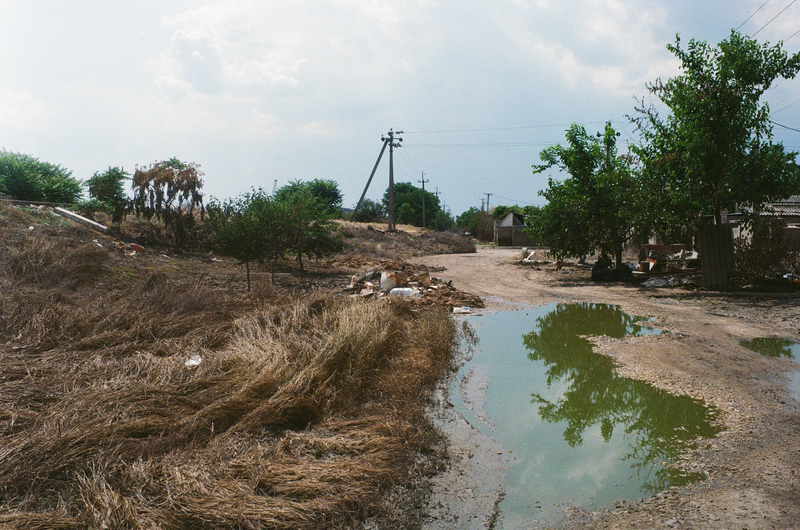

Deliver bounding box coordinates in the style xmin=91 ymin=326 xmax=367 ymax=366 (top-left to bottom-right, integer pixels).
xmin=277 ymin=194 xmax=342 ymax=271
xmin=456 ymin=207 xmax=492 ymax=240
xmin=383 ymin=182 xmax=442 ymax=228
xmin=130 ymin=159 xmax=204 ymax=248
xmin=206 ymin=189 xmax=286 ymax=289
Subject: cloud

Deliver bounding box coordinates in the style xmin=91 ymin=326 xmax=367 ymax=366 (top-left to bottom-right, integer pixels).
xmin=0 ymin=89 xmax=52 ymax=132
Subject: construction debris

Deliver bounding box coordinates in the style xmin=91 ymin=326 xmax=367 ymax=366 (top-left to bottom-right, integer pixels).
xmin=343 ymin=268 xmax=484 ymax=310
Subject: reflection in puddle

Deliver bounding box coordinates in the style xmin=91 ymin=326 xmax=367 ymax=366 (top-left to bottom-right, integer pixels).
xmin=740 ymin=337 xmax=800 ymax=401
xmin=453 ymin=303 xmax=722 ymax=528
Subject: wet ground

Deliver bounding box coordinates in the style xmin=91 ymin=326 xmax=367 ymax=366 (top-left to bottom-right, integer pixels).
xmin=413 ymin=247 xmax=800 ymax=530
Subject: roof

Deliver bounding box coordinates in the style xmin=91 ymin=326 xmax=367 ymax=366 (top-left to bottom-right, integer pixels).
xmin=764 ymin=195 xmax=800 ymax=217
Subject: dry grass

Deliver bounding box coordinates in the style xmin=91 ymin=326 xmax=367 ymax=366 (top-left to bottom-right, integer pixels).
xmin=0 ymin=203 xmax=456 ymax=529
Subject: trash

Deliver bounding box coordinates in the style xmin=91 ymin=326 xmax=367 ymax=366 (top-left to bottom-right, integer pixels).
xmin=418 ymin=272 xmax=431 ymax=287
xmin=185 ymin=354 xmax=202 ymax=367
xmin=453 ymin=306 xmax=472 ymax=314
xmin=643 ymin=277 xmax=670 ymax=288
xmin=380 ymin=272 xmax=397 ymax=292
xmin=129 ymin=243 xmax=146 ymax=253
xmin=389 ymin=287 xmax=419 ymax=298
xmin=28 ymin=226 xmax=34 ymax=231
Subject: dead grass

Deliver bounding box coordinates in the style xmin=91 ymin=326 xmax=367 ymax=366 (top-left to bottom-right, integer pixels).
xmin=0 ymin=204 xmax=456 ymax=529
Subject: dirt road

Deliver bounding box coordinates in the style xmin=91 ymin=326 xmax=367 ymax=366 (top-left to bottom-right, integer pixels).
xmin=412 ymin=246 xmax=800 ymax=529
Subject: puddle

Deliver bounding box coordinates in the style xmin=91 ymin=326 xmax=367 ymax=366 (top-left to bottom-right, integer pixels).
xmin=452 ymin=303 xmax=722 ymax=528
xmin=740 ymin=337 xmax=800 ymax=402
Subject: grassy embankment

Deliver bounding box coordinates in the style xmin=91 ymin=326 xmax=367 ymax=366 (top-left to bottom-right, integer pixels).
xmin=0 ymin=203 xmax=456 ymax=529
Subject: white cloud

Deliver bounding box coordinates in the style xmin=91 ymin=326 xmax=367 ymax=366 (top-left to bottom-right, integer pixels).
xmin=0 ymin=89 xmax=52 ymax=132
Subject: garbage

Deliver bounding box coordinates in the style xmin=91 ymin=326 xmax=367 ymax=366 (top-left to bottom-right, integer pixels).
xmin=185 ymin=354 xmax=202 ymax=367
xmin=643 ymin=277 xmax=670 ymax=288
xmin=453 ymin=306 xmax=472 ymax=314
xmin=380 ymin=272 xmax=397 ymax=292
xmin=129 ymin=243 xmax=147 ymax=253
xmin=390 ymin=287 xmax=419 ymax=298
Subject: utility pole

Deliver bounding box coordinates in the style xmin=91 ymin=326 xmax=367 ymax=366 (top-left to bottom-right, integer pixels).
xmin=480 ymin=198 xmax=485 ymax=212
xmin=418 ymin=171 xmax=429 ymax=228
xmin=383 ymin=129 xmax=403 ymax=231
xmin=485 ymin=193 xmax=493 ymax=212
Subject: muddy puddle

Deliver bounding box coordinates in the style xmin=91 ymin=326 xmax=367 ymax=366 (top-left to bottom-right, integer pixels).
xmin=740 ymin=337 xmax=800 ymax=402
xmin=452 ymin=303 xmax=722 ymax=528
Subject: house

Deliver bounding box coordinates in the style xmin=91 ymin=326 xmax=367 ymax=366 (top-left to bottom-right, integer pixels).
xmin=763 ymin=195 xmax=800 ymax=246
xmin=493 ymin=211 xmax=537 ymax=246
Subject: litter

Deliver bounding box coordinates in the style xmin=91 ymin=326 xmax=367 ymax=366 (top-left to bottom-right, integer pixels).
xmin=185 ymin=354 xmax=202 ymax=367
xmin=453 ymin=306 xmax=472 ymax=314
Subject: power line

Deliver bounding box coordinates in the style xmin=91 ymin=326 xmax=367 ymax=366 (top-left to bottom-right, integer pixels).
xmin=753 ymin=0 xmax=796 ymax=37
xmin=737 ymin=0 xmax=771 ymax=31
xmin=772 ymin=120 xmax=800 ymax=133
xmin=404 ymin=122 xmax=609 ymax=135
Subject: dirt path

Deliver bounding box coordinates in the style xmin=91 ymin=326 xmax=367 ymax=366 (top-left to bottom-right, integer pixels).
xmin=412 ymin=246 xmax=800 ymax=529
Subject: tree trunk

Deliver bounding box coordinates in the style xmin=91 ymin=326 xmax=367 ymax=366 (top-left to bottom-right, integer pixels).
xmin=698 ymin=223 xmax=735 ymax=289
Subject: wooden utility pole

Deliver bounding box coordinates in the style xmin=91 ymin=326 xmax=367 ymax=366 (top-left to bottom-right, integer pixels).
xmin=418 ymin=171 xmax=429 ymax=228
xmin=384 ymin=129 xmax=403 ymax=231
xmin=485 ymin=192 xmax=493 ymax=212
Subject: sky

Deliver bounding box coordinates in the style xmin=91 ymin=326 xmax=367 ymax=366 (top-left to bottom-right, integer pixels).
xmin=4 ymin=0 xmax=800 ymax=216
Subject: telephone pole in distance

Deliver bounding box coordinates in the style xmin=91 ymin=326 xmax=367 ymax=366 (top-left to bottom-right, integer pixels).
xmin=418 ymin=171 xmax=429 ymax=228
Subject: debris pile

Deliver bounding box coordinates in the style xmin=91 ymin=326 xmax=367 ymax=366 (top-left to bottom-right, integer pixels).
xmin=342 ymin=268 xmax=484 ymax=311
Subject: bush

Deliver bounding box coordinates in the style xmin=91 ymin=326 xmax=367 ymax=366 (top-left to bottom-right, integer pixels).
xmin=0 ymin=150 xmax=83 ymax=204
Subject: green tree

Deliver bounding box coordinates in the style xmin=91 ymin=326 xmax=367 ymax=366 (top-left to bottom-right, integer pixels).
xmin=350 ymin=198 xmax=385 ymax=223
xmin=0 ymin=150 xmax=83 ymax=204
xmin=206 ymin=189 xmax=281 ymax=290
xmin=275 ymin=179 xmax=343 ymax=216
xmin=383 ymin=182 xmax=442 ymax=228
xmin=456 ymin=206 xmax=492 ymax=240
xmin=634 ymin=31 xmax=800 ymax=242
xmin=86 ymin=166 xmax=128 ymax=209
xmin=277 ymin=194 xmax=342 ymax=271
xmin=130 ymin=159 xmax=204 ymax=248
xmin=530 ymin=122 xmax=644 ymax=267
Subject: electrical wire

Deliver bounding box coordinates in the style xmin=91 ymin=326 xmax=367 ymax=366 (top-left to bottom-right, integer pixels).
xmin=737 ymin=0 xmax=772 ymax=31
xmin=753 ymin=0 xmax=796 ymax=37
xmin=772 ymin=120 xmax=800 ymax=133
xmin=403 ymin=122 xmax=608 ymax=134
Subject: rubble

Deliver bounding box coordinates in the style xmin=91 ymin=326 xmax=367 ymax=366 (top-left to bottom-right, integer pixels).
xmin=342 ymin=267 xmax=485 ymax=311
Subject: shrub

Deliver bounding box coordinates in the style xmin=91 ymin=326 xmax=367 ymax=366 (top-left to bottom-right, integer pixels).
xmin=0 ymin=150 xmax=83 ymax=204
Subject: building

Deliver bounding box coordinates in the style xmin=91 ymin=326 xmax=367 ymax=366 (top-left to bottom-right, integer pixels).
xmin=493 ymin=211 xmax=537 ymax=247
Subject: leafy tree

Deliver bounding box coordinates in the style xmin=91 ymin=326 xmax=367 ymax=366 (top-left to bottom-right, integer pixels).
xmin=350 ymin=198 xmax=385 ymax=223
xmin=206 ymin=188 xmax=285 ymax=289
xmin=84 ymin=167 xmax=129 ymax=223
xmin=275 ymin=179 xmax=343 ymax=216
xmin=456 ymin=206 xmax=492 ymax=240
xmin=383 ymin=182 xmax=442 ymax=228
xmin=633 ymin=31 xmax=800 ymax=241
xmin=277 ymin=194 xmax=342 ymax=271
xmin=0 ymin=150 xmax=83 ymax=204
xmin=130 ymin=159 xmax=204 ymax=248
xmin=530 ymin=122 xmax=644 ymax=267
xmin=492 ymin=205 xmax=526 ymax=220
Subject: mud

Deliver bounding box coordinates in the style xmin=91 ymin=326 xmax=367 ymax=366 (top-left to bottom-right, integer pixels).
xmin=413 ymin=246 xmax=800 ymax=529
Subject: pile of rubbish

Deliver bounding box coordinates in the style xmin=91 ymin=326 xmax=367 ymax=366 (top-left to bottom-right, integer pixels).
xmin=342 ymin=269 xmax=484 ymax=312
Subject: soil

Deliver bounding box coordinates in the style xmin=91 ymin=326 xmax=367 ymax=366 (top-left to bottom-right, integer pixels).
xmin=411 ymin=246 xmax=800 ymax=530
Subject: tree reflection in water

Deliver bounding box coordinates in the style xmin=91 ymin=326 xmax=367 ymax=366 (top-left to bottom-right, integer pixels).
xmin=740 ymin=337 xmax=798 ymax=358
xmin=523 ymin=303 xmax=723 ymax=493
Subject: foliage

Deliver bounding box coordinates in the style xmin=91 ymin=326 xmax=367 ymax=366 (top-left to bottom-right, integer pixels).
xmin=275 ymin=179 xmax=343 ymax=216
xmin=86 ymin=167 xmax=128 ymax=208
xmin=351 ymin=198 xmax=385 ymax=223
xmin=734 ymin=217 xmax=797 ymax=282
xmin=530 ymin=123 xmax=645 ymax=266
xmin=492 ymin=205 xmax=526 ymax=220
xmin=130 ymin=159 xmax=204 ymax=248
xmin=433 ymin=208 xmax=456 ymax=231
xmin=383 ymin=182 xmax=442 ymax=228
xmin=633 ymin=30 xmax=800 ymax=237
xmin=206 ymin=188 xmax=283 ymax=289
xmin=0 ymin=150 xmax=83 ymax=204
xmin=455 ymin=207 xmax=492 ymax=240
xmin=277 ymin=194 xmax=343 ymax=271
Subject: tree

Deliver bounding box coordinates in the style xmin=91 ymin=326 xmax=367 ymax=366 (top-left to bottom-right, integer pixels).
xmin=277 ymin=194 xmax=342 ymax=271
xmin=634 ymin=31 xmax=800 ymax=250
xmin=275 ymin=179 xmax=343 ymax=216
xmin=130 ymin=159 xmax=204 ymax=248
xmin=206 ymin=189 xmax=282 ymax=290
xmin=529 ymin=122 xmax=645 ymax=267
xmin=382 ymin=182 xmax=442 ymax=228
xmin=350 ymin=198 xmax=385 ymax=223
xmin=456 ymin=207 xmax=492 ymax=239
xmin=0 ymin=150 xmax=83 ymax=204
